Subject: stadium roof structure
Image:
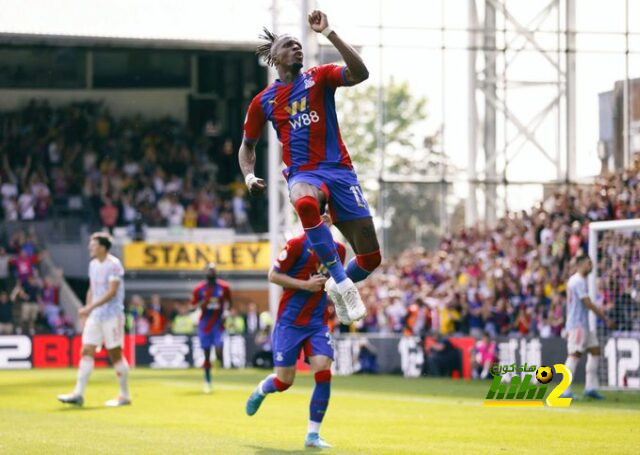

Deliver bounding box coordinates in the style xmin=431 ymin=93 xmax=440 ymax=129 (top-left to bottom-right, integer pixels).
xmin=0 ymin=0 xmax=271 ymax=50
xmin=0 ymin=32 xmax=258 ymax=52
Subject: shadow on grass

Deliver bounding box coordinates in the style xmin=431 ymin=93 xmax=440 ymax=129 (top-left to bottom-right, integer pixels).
xmin=177 ymin=390 xmax=212 ymax=397
xmin=55 ymin=405 xmax=107 ymax=412
xmin=244 ymin=445 xmax=309 ymax=455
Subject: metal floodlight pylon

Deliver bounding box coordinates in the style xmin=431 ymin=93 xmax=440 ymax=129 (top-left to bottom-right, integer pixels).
xmin=467 ymin=0 xmax=576 ymax=226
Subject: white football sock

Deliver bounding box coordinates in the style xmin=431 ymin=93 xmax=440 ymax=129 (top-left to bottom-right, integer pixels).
xmin=114 ymin=358 xmax=130 ymax=399
xmin=73 ymin=356 xmax=94 ymax=397
xmin=585 ymin=354 xmax=599 ymax=391
xmin=564 ymin=355 xmax=580 ymax=394
xmin=307 ymin=420 xmax=321 ymax=435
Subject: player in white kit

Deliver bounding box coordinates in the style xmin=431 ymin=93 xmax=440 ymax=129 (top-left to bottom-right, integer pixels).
xmin=57 ymin=232 xmax=131 ymax=407
xmin=562 ymin=255 xmax=614 ymax=399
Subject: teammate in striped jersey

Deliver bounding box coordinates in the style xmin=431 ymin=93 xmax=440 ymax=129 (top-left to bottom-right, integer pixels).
xmin=191 ymin=263 xmax=232 ymax=393
xmin=246 ymin=214 xmax=344 ymax=449
xmin=239 ymin=10 xmax=381 ymax=327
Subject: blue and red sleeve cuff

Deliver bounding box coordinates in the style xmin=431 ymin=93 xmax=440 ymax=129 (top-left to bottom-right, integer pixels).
xmin=340 ymin=66 xmax=348 ymax=85
xmin=243 ymin=134 xmax=258 ymax=145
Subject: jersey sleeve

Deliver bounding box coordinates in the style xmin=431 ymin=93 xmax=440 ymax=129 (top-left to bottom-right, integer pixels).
xmin=191 ymin=286 xmax=200 ymax=306
xmin=273 ymin=237 xmax=304 ymax=273
xmin=316 ymin=64 xmax=348 ymax=89
xmin=336 ymin=242 xmax=347 ymax=264
xmin=243 ymin=95 xmax=267 ymax=145
xmin=108 ymin=260 xmax=124 ymax=282
xmin=222 ymin=283 xmax=232 ymax=303
xmin=576 ymin=278 xmax=589 ymax=301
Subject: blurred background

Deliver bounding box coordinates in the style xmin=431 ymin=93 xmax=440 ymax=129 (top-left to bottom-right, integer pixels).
xmin=0 ymin=0 xmax=638 ymax=385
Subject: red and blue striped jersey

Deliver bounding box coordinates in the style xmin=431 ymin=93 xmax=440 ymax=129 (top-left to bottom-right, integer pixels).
xmin=243 ymin=64 xmax=353 ymax=177
xmin=273 ymin=233 xmax=346 ymax=328
xmin=191 ymin=279 xmax=232 ymax=332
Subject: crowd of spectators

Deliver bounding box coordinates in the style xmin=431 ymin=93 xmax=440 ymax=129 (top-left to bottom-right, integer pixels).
xmin=355 ymin=153 xmax=640 ymax=339
xmin=0 ymin=100 xmax=254 ymax=232
xmin=125 ymin=294 xmax=274 ymax=366
xmin=125 ymin=294 xmax=272 ymax=338
xmin=2 ymin=100 xmax=639 ymax=351
xmin=0 ymin=228 xmax=68 ymax=335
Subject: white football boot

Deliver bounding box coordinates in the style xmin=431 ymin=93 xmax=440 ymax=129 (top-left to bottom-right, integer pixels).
xmin=324 ymin=277 xmax=350 ymax=324
xmin=338 ymin=278 xmax=366 ymax=322
xmin=105 ymin=396 xmax=132 ymax=407
xmin=57 ymin=393 xmax=84 ymax=406
xmin=304 ymin=433 xmax=332 ymax=449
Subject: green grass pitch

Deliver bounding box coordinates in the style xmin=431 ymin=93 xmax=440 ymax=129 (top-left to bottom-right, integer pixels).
xmin=1 ymin=368 xmax=639 ymax=454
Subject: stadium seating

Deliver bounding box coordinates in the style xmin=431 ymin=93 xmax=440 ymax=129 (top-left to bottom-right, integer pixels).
xmin=2 ymin=99 xmax=639 ymax=339
xmin=0 ymin=100 xmax=254 ymax=232
xmin=357 ymin=153 xmax=640 ymax=337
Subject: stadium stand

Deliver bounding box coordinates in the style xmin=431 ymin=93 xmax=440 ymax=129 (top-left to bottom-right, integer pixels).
xmin=116 ymin=153 xmax=640 ymax=342
xmin=356 ymin=153 xmax=640 ymax=337
xmin=0 ymin=227 xmax=69 ymax=335
xmin=0 ymin=100 xmax=253 ymax=232
xmin=2 ymin=100 xmax=639 ymax=344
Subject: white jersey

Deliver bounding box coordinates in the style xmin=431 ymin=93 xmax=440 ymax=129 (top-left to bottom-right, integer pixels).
xmin=566 ymin=273 xmax=589 ymax=330
xmin=88 ymin=254 xmax=125 ymax=321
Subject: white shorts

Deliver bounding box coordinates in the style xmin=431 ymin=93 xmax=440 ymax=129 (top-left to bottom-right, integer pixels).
xmin=566 ymin=326 xmax=598 ymax=354
xmin=82 ymin=314 xmax=125 ymax=350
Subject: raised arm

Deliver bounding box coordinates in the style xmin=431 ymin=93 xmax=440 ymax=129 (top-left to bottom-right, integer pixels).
xmin=308 ymin=10 xmax=369 ymax=85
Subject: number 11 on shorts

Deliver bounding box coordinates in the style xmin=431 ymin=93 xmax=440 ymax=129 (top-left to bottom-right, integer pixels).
xmin=349 ymin=185 xmax=367 ymax=208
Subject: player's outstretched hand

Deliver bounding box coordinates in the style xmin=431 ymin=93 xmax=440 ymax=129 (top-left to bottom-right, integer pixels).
xmin=305 ymin=274 xmax=328 ymax=292
xmin=606 ymin=317 xmax=616 ymax=330
xmin=308 ymin=10 xmax=329 ymax=33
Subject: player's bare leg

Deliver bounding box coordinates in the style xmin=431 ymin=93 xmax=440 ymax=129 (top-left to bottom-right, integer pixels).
xmin=201 ymin=345 xmax=224 ymax=393
xmin=334 ymin=216 xmax=381 ymax=278
xmin=57 ymin=344 xmax=96 ymax=406
xmin=215 ymin=346 xmax=224 ymax=368
xmin=333 ymin=217 xmax=382 ymax=321
xmin=305 ymin=355 xmax=333 ymax=449
xmin=202 ymin=347 xmax=213 ymax=393
xmin=561 ymin=350 xmax=581 ymax=399
xmin=105 ymin=346 xmax=131 ymax=407
xmin=246 ymin=366 xmax=295 ymax=416
xmin=289 ymin=183 xmax=356 ymax=323
xmin=584 ymin=346 xmax=605 ymax=399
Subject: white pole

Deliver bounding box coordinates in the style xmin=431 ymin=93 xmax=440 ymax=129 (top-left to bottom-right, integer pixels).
xmin=589 ymin=218 xmax=640 ymax=231
xmin=376 ymin=0 xmax=386 ymax=253
xmin=268 ymin=0 xmax=282 ymax=320
xmin=466 ymin=0 xmax=479 ymax=227
xmin=566 ymin=0 xmax=576 ymax=181
xmin=587 ymin=223 xmax=598 ymax=331
xmin=623 ymin=0 xmax=630 ymax=168
xmin=587 ymin=223 xmax=598 ymax=303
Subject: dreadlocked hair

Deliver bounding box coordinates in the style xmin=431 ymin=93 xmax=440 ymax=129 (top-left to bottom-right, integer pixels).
xmin=256 ymin=27 xmax=279 ymax=66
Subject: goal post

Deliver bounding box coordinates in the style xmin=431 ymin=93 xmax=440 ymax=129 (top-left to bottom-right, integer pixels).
xmin=588 ymin=219 xmax=640 ymax=390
